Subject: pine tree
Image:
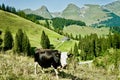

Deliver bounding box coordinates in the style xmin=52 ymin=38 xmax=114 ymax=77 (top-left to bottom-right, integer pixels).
xmin=14 ymin=29 xmax=24 ymax=53
xmin=40 ymin=31 xmax=50 ymax=49
xmin=92 ymin=33 xmax=99 ymax=57
xmin=45 ymin=35 xmax=50 ymax=49
xmin=78 ymin=34 xmax=82 ymax=41
xmin=0 ymin=5 xmax=1 ymax=10
xmin=0 ymin=30 xmax=2 ymax=46
xmin=6 ymin=6 xmax=10 ymax=12
xmin=4 ymin=29 xmax=13 ymax=50
xmin=22 ymin=32 xmax=31 ymax=56
xmin=17 ymin=11 xmax=26 ymax=18
xmin=70 ymin=33 xmax=74 ymax=39
xmin=113 ymin=33 xmax=120 ymax=49
xmin=73 ymin=42 xmax=79 ymax=56
xmin=2 ymin=3 xmax=5 ymax=11
xmin=45 ymin=20 xmax=50 ymax=29
xmin=11 ymin=7 xmax=16 ymax=14
xmin=73 ymin=42 xmax=81 ymax=61
xmin=75 ymin=35 xmax=78 ymax=40
xmin=14 ymin=29 xmax=31 ymax=55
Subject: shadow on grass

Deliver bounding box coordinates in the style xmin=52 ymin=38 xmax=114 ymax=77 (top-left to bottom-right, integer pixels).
xmin=58 ymin=71 xmax=88 ymax=80
xmin=37 ymin=69 xmax=89 ymax=80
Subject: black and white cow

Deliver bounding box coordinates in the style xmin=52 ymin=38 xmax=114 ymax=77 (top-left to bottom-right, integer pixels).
xmin=34 ymin=48 xmax=70 ymax=78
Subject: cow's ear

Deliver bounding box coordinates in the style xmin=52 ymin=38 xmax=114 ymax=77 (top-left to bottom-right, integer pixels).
xmin=68 ymin=54 xmax=73 ymax=57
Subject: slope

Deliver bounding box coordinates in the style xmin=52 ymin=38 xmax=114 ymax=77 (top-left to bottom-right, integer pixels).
xmin=104 ymin=0 xmax=120 ymax=16
xmin=79 ymin=4 xmax=111 ymax=26
xmin=23 ymin=6 xmax=53 ymax=19
xmin=92 ymin=11 xmax=120 ymax=27
xmin=63 ymin=25 xmax=110 ymax=37
xmin=0 ymin=10 xmax=75 ymax=51
xmin=61 ymin=4 xmax=113 ymax=26
xmin=62 ymin=3 xmax=81 ymax=20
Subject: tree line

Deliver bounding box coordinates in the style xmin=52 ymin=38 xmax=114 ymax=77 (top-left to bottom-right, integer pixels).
xmin=0 ymin=3 xmax=45 ymax=24
xmin=70 ymin=32 xmax=120 ymax=61
xmin=52 ymin=17 xmax=86 ymax=30
xmin=0 ymin=3 xmax=16 ymax=14
xmin=0 ymin=29 xmax=31 ymax=56
xmin=0 ymin=28 xmax=51 ymax=56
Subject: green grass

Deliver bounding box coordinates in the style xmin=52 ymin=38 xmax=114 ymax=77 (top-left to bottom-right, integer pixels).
xmin=63 ymin=25 xmax=110 ymax=37
xmin=0 ymin=10 xmax=75 ymax=51
xmin=0 ymin=52 xmax=118 ymax=80
xmin=93 ymin=48 xmax=120 ymax=74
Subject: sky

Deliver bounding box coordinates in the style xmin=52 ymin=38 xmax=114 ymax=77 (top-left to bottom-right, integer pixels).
xmin=0 ymin=0 xmax=117 ymax=12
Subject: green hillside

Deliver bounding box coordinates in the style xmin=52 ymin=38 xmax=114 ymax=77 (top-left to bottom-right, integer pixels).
xmin=61 ymin=4 xmax=113 ymax=26
xmin=0 ymin=10 xmax=76 ymax=51
xmin=79 ymin=4 xmax=111 ymax=26
xmin=62 ymin=3 xmax=81 ymax=20
xmin=104 ymin=0 xmax=120 ymax=16
xmin=63 ymin=25 xmax=110 ymax=37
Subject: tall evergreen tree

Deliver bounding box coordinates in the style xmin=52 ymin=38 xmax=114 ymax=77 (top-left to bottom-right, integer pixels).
xmin=0 ymin=30 xmax=2 ymax=46
xmin=70 ymin=33 xmax=74 ymax=39
xmin=108 ymin=32 xmax=113 ymax=48
xmin=113 ymin=33 xmax=120 ymax=49
xmin=6 ymin=6 xmax=10 ymax=12
xmin=22 ymin=32 xmax=31 ymax=56
xmin=14 ymin=29 xmax=24 ymax=53
xmin=73 ymin=42 xmax=79 ymax=56
xmin=73 ymin=42 xmax=81 ymax=61
xmin=92 ymin=34 xmax=99 ymax=57
xmin=45 ymin=35 xmax=50 ymax=49
xmin=40 ymin=31 xmax=50 ymax=49
xmin=0 ymin=5 xmax=2 ymax=10
xmin=17 ymin=11 xmax=26 ymax=18
xmin=14 ymin=29 xmax=31 ymax=55
xmin=11 ymin=7 xmax=16 ymax=14
xmin=78 ymin=34 xmax=82 ymax=41
xmin=2 ymin=3 xmax=5 ymax=11
xmin=4 ymin=29 xmax=13 ymax=50
xmin=45 ymin=20 xmax=50 ymax=29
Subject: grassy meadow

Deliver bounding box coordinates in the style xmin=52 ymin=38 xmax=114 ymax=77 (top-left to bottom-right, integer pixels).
xmin=0 ymin=10 xmax=76 ymax=51
xmin=63 ymin=25 xmax=110 ymax=37
xmin=0 ymin=51 xmax=118 ymax=80
xmin=0 ymin=10 xmax=119 ymax=80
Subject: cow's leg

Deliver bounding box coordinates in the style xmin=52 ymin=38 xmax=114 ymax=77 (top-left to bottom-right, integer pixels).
xmin=34 ymin=62 xmax=38 ymax=75
xmin=54 ymin=68 xmax=59 ymax=79
xmin=41 ymin=67 xmax=44 ymax=73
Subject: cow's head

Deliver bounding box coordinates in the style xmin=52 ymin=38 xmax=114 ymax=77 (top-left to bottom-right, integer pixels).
xmin=52 ymin=50 xmax=61 ymax=64
xmin=60 ymin=52 xmax=72 ymax=69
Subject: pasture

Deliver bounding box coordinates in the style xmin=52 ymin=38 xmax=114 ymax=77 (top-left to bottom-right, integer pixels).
xmin=63 ymin=25 xmax=110 ymax=37
xmin=0 ymin=10 xmax=76 ymax=51
xmin=0 ymin=51 xmax=117 ymax=80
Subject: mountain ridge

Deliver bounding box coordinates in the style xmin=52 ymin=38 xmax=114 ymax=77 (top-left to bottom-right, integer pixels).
xmin=23 ymin=5 xmax=53 ymax=19
xmin=23 ymin=1 xmax=120 ymax=27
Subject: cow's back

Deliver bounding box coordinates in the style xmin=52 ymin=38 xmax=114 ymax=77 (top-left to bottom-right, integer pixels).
xmin=34 ymin=49 xmax=61 ymax=68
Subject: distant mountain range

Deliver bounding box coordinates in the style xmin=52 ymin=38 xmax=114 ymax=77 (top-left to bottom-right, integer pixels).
xmin=23 ymin=0 xmax=120 ymax=27
xmin=23 ymin=6 xmax=53 ymax=19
